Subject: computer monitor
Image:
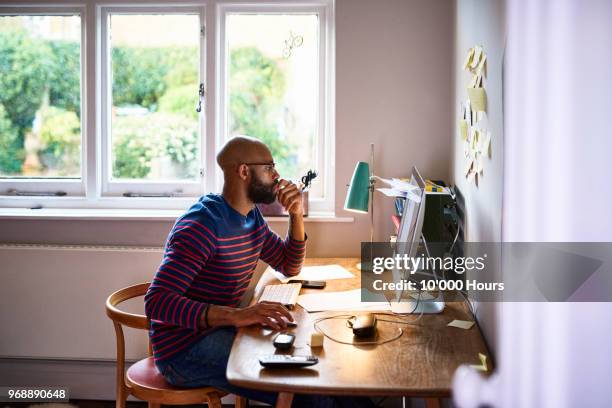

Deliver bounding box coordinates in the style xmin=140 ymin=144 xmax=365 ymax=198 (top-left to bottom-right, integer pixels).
xmin=390 ymin=166 xmax=445 ymax=314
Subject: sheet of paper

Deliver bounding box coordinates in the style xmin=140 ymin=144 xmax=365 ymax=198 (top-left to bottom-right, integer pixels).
xmin=448 ymin=319 xmax=475 ymax=330
xmin=270 ymin=264 xmax=354 ymax=284
xmin=460 ymin=120 xmax=468 ymax=141
xmin=376 ymin=186 xmax=421 ymax=203
xmin=483 ymin=130 xmax=492 ymax=156
xmin=471 ymin=46 xmax=482 ymax=69
xmin=477 ymin=154 xmax=484 ymax=174
xmin=463 ymin=47 xmax=474 ymax=70
xmin=468 ymin=169 xmax=476 ymax=183
xmin=477 ymin=53 xmax=487 ymax=75
xmin=464 ymin=141 xmax=470 ymax=158
xmin=468 ymin=87 xmax=487 ymax=112
xmin=469 ymin=74 xmax=478 ymax=88
xmin=377 ymin=177 xmax=420 ymax=193
xmin=297 ymin=289 xmax=391 ymax=312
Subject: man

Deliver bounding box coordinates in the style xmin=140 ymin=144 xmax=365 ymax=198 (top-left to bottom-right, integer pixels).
xmin=144 ymin=136 xmax=306 ymax=405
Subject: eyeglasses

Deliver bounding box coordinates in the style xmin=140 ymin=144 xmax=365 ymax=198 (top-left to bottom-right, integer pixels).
xmin=243 ymin=162 xmax=276 ymax=173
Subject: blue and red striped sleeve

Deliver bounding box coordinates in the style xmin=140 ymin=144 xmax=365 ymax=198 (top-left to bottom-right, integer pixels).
xmin=144 ymin=218 xmax=217 ymax=332
xmin=259 ymin=225 xmax=306 ymax=277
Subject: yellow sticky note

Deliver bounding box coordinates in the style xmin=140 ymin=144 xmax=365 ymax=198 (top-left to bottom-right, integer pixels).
xmin=460 ymin=120 xmax=468 ymax=141
xmin=471 ymin=46 xmax=482 ymax=69
xmin=448 ymin=319 xmax=475 ymax=330
xmin=463 ymin=47 xmax=475 ymax=70
xmin=469 ymin=74 xmax=478 ymax=88
xmin=470 ymin=353 xmax=488 ymax=372
xmin=477 ymin=53 xmax=487 ymax=75
xmin=467 ymin=87 xmax=487 ymax=112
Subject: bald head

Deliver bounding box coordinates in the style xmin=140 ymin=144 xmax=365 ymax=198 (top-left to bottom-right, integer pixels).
xmin=216 ymin=135 xmax=272 ymax=171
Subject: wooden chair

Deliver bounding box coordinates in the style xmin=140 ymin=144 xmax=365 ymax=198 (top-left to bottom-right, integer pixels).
xmin=105 ymin=282 xmax=247 ymax=408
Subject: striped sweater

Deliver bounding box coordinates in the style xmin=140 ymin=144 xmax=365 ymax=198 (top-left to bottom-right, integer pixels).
xmin=144 ymin=193 xmax=306 ymax=365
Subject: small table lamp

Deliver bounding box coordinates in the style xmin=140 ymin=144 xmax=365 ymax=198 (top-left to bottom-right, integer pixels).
xmin=344 ymin=144 xmax=376 ymax=269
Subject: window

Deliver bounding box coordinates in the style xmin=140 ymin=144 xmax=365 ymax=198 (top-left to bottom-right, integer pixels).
xmin=101 ymin=8 xmax=205 ymax=197
xmin=0 ymin=10 xmax=84 ymax=195
xmin=219 ymin=3 xmax=334 ymax=212
xmin=0 ymin=1 xmax=334 ymax=213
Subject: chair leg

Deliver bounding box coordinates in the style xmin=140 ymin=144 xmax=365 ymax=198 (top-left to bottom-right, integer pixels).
xmin=147 ymin=403 xmax=161 ymax=408
xmin=206 ymin=392 xmax=223 ymax=408
xmin=235 ymin=395 xmax=248 ymax=408
xmin=424 ymin=397 xmax=442 ymax=408
xmin=115 ymin=386 xmax=127 ymax=408
xmin=275 ymin=392 xmax=294 ymax=408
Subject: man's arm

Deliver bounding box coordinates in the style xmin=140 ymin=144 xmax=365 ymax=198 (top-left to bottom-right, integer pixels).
xmin=144 ymin=218 xmax=215 ymax=331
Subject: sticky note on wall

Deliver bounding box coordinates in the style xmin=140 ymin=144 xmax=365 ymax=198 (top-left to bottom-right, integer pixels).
xmin=460 ymin=120 xmax=468 ymax=141
xmin=467 ymin=87 xmax=487 ymax=112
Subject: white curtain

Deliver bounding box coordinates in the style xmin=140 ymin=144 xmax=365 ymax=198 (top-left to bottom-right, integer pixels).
xmin=455 ymin=1 xmax=612 ymax=406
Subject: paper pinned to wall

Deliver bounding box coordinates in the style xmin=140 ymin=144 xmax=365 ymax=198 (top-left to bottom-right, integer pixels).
xmin=467 ymin=87 xmax=487 ymax=112
xmin=463 ymin=47 xmax=475 ymax=70
xmin=483 ymin=130 xmax=492 ymax=157
xmin=471 ymin=46 xmax=482 ymax=69
xmin=476 ymin=53 xmax=487 ymax=75
xmin=477 ymin=154 xmax=484 ymax=174
xmin=460 ymin=120 xmax=468 ymax=141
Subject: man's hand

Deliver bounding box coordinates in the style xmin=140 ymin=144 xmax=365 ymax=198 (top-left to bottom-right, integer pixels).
xmin=275 ymin=179 xmax=303 ymax=216
xmin=229 ymin=302 xmax=294 ymax=330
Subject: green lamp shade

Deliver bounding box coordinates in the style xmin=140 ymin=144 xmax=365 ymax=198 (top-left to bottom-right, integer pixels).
xmin=344 ymin=161 xmax=370 ymax=213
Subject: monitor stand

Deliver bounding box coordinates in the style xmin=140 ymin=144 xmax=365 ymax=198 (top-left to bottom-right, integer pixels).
xmin=389 ymin=296 xmax=445 ymax=314
xmin=389 ymin=235 xmax=445 ymax=314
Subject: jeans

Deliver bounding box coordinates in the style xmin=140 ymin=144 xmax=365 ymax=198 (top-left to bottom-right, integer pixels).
xmin=156 ymin=327 xmax=277 ymax=405
xmin=155 ymin=327 xmax=378 ymax=408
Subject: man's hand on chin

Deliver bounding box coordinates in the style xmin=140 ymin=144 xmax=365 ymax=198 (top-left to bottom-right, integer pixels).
xmin=275 ymin=179 xmax=304 ymax=216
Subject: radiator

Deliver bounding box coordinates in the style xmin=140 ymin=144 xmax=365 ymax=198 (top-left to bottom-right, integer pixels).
xmin=0 ymin=244 xmax=164 ymax=361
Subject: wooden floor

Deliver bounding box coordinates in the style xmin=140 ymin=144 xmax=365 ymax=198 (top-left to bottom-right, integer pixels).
xmin=2 ymin=401 xmax=236 ymax=408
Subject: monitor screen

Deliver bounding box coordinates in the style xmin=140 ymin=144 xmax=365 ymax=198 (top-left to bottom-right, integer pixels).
xmin=392 ymin=166 xmax=426 ymax=297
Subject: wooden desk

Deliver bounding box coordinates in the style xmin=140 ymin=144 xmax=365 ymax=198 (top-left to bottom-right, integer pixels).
xmin=227 ymin=258 xmax=491 ymax=408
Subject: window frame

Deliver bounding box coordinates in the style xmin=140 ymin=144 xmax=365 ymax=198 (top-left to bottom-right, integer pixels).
xmin=0 ymin=6 xmax=87 ymax=197
xmin=0 ymin=0 xmax=335 ymax=214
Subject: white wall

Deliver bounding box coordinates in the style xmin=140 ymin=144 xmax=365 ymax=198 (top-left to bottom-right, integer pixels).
xmin=452 ymin=0 xmax=505 ymax=357
xmin=0 ymin=0 xmax=455 ymax=401
xmin=0 ymin=0 xmax=454 ymax=257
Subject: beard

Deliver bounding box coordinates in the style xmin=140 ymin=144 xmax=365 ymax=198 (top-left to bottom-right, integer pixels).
xmin=247 ymin=172 xmax=277 ymax=204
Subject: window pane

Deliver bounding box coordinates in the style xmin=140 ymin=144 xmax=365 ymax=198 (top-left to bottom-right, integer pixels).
xmin=226 ymin=14 xmax=321 ymax=197
xmin=0 ymin=15 xmax=81 ymax=178
xmin=109 ymin=14 xmax=200 ymax=181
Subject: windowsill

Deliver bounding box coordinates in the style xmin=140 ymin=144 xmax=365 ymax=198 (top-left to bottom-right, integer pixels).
xmin=0 ymin=207 xmax=354 ymax=222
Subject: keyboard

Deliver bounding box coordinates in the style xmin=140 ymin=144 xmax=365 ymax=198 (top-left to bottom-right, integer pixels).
xmin=258 ymin=283 xmax=302 ymax=309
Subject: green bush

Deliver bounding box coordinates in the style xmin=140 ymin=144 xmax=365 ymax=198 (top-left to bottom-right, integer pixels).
xmin=0 ymin=29 xmax=52 ymax=130
xmin=158 ymin=84 xmax=199 ymax=120
xmin=0 ymin=104 xmax=23 ymax=175
xmin=38 ymin=106 xmax=81 ymax=176
xmin=112 ymin=112 xmax=198 ymax=179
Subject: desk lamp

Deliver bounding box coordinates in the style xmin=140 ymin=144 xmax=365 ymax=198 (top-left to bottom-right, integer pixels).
xmin=344 ymin=143 xmax=377 ymax=270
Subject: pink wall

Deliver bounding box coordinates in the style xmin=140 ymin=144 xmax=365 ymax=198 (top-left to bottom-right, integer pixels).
xmin=0 ymin=0 xmax=454 ymax=258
